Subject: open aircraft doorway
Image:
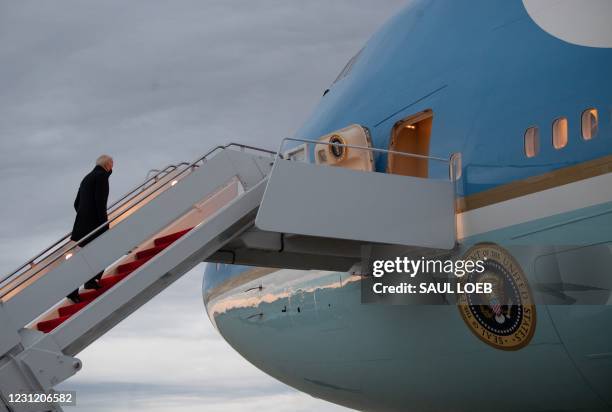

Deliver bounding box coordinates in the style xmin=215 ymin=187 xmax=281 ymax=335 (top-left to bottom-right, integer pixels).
xmin=388 ymin=110 xmax=433 ymax=178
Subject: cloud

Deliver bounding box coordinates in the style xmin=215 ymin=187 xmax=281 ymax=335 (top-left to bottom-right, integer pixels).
xmin=0 ymin=0 xmax=406 ymax=410
xmin=64 ymin=381 xmax=341 ymax=412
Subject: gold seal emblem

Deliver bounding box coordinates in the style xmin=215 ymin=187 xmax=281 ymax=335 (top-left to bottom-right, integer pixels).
xmin=457 ymin=243 xmax=536 ymax=351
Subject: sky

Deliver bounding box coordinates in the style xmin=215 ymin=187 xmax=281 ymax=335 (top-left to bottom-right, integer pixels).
xmin=0 ymin=1 xmax=406 ymax=410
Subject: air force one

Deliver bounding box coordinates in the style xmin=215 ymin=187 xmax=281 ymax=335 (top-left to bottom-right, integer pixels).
xmin=202 ymin=1 xmax=612 ymax=411
xmin=0 ymin=0 xmax=611 ymax=411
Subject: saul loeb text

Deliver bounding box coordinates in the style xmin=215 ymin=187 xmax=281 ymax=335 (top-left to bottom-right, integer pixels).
xmin=370 ymin=257 xmax=491 ymax=295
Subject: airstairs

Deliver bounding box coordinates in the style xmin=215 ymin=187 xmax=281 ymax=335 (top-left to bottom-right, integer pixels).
xmin=0 ymin=136 xmax=458 ymax=411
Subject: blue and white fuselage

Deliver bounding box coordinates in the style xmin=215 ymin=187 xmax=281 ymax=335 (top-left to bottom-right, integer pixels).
xmin=203 ymin=1 xmax=612 ymax=410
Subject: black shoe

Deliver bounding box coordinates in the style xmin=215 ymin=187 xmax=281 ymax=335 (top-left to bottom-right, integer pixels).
xmin=68 ymin=295 xmax=82 ymax=304
xmin=84 ymin=280 xmax=102 ymax=290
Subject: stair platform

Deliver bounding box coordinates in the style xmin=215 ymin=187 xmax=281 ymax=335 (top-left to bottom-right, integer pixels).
xmin=256 ymin=158 xmax=456 ymax=249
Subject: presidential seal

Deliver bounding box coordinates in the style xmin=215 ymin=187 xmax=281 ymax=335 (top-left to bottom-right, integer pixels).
xmin=457 ymin=243 xmax=536 ymax=351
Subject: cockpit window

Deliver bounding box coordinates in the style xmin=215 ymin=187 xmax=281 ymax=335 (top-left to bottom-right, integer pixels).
xmin=333 ymin=48 xmax=363 ymax=84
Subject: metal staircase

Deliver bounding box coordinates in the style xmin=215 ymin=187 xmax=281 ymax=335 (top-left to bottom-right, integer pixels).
xmin=0 ymin=138 xmax=458 ymax=412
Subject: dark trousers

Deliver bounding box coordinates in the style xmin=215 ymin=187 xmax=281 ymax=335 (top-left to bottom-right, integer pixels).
xmin=66 ymin=227 xmax=107 ymax=301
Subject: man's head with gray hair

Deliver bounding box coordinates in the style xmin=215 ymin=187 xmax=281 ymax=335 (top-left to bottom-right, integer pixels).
xmin=96 ymin=154 xmax=114 ymax=172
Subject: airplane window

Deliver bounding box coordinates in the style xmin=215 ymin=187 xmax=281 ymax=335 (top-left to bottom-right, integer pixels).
xmin=552 ymin=117 xmax=568 ymax=149
xmin=581 ymin=108 xmax=598 ymax=140
xmin=524 ymin=126 xmax=540 ymax=158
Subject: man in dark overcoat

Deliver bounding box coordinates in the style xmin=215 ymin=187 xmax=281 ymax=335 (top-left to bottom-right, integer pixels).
xmin=67 ymin=154 xmax=113 ymax=303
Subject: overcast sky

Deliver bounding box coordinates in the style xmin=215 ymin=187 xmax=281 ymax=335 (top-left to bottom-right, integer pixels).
xmin=0 ymin=1 xmax=405 ymax=410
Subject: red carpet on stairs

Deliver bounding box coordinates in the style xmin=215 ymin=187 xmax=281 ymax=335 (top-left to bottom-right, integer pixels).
xmin=36 ymin=227 xmax=193 ymax=334
xmin=154 ymin=228 xmax=192 ymax=246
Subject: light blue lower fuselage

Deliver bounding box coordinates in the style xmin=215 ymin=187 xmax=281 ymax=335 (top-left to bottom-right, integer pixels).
xmin=203 ymin=196 xmax=612 ymax=411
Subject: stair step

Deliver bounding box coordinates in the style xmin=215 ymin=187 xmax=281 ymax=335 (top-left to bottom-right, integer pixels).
xmin=79 ymin=285 xmax=112 ymax=301
xmin=37 ymin=315 xmax=70 ymax=333
xmin=116 ymin=256 xmax=152 ymax=274
xmin=135 ymin=242 xmax=171 ymax=259
xmin=56 ymin=273 xmax=130 ymax=319
xmin=58 ymin=301 xmax=88 ymax=317
xmin=154 ymin=228 xmax=192 ymax=246
xmin=99 ymin=272 xmax=130 ymax=289
xmin=36 ymin=227 xmax=195 ymax=334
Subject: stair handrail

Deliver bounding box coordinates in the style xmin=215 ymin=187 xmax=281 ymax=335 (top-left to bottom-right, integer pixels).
xmin=1 ymin=143 xmax=276 ymax=295
xmin=276 ymin=136 xmax=451 ymax=165
xmin=0 ymin=163 xmax=187 ymax=287
xmin=111 ymin=163 xmax=189 ymax=213
xmin=144 ymin=162 xmax=190 ymax=180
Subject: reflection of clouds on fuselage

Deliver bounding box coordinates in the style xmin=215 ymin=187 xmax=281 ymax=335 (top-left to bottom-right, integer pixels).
xmin=523 ymin=0 xmax=612 ymax=48
xmin=206 ymin=269 xmax=361 ymax=317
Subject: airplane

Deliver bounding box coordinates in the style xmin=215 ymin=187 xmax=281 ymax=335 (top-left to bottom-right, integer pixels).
xmin=0 ymin=1 xmax=610 ymax=411
xmin=202 ymin=0 xmax=612 ymax=411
